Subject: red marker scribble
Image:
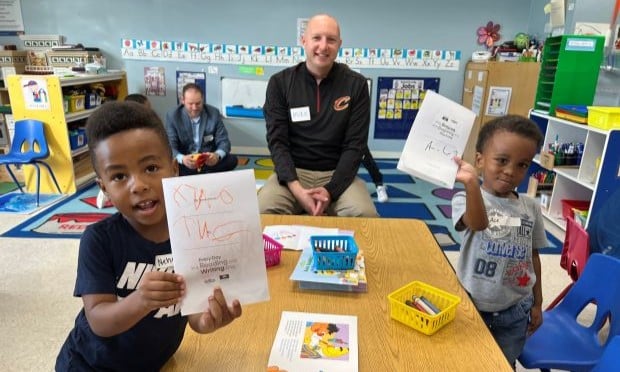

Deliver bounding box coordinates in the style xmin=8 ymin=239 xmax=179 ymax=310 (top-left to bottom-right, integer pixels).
xmin=172 ymin=184 xmax=234 ymax=210
xmin=175 ymin=217 xmax=248 ymax=242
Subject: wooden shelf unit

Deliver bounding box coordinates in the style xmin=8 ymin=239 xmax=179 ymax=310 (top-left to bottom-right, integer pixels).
xmin=6 ymin=71 xmax=128 ymax=194
xmin=461 ymin=61 xmax=540 ymax=163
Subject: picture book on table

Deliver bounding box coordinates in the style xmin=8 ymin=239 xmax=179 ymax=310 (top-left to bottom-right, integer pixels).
xmin=290 ymin=247 xmax=367 ymax=292
xmin=267 ymin=311 xmax=358 ymax=372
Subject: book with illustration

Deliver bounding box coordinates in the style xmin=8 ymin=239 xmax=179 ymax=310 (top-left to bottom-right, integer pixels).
xmin=267 ymin=311 xmax=358 ymax=372
xmin=290 ymin=248 xmax=367 ymax=292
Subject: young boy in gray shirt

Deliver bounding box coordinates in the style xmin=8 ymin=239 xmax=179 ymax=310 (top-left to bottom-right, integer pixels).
xmin=451 ymin=115 xmax=548 ymax=367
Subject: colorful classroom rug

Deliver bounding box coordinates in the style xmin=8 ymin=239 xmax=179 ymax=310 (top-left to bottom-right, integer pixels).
xmin=0 ymin=156 xmax=562 ymax=253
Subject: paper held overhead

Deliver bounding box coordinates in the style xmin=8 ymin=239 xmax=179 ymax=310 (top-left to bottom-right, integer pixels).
xmin=397 ymin=90 xmax=476 ymax=189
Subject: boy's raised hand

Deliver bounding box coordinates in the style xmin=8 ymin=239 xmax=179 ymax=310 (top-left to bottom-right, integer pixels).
xmin=453 ymin=156 xmax=479 ymax=186
xmin=190 ymin=287 xmax=242 ymax=334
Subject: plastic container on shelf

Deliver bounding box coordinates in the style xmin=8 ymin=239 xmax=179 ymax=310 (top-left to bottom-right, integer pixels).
xmin=310 ymin=235 xmax=358 ymax=270
xmin=263 ymin=234 xmax=283 ymax=268
xmin=387 ymin=281 xmax=461 ymax=335
xmin=68 ymin=130 xmax=86 ymax=150
xmin=561 ymin=199 xmax=590 ymax=220
xmin=587 ymin=106 xmax=620 ymax=130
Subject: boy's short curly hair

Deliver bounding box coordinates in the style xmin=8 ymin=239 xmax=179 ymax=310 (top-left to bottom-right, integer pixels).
xmin=476 ymin=114 xmax=544 ymax=153
xmin=86 ymin=101 xmax=171 ymax=173
xmin=124 ymin=93 xmax=149 ymax=105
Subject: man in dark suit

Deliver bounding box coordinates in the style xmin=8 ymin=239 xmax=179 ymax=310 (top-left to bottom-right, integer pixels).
xmin=165 ymin=83 xmax=237 ymax=176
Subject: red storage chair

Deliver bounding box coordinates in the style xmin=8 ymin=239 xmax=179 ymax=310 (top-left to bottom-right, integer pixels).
xmin=546 ymin=216 xmax=590 ymax=310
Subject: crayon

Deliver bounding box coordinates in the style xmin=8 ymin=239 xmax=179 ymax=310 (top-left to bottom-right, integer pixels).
xmin=413 ymin=296 xmax=437 ymax=315
xmin=406 ymin=299 xmax=431 ymax=314
xmin=419 ymin=296 xmax=441 ymax=314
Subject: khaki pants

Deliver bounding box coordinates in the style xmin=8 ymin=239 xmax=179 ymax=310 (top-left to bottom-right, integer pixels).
xmin=257 ymin=168 xmax=378 ymax=217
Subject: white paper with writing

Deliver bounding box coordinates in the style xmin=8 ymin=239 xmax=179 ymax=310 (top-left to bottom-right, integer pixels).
xmin=162 ymin=169 xmax=269 ymax=315
xmin=397 ymin=90 xmax=475 ymax=189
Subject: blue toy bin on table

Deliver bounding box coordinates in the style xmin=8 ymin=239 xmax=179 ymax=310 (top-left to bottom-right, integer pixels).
xmin=310 ymin=235 xmax=358 ymax=270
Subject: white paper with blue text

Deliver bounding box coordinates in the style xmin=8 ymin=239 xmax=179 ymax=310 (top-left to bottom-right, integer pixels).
xmin=397 ymin=90 xmax=475 ymax=189
xmin=162 ymin=169 xmax=269 ymax=315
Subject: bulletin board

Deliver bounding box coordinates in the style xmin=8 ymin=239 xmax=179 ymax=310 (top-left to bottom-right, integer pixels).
xmin=374 ymin=77 xmax=440 ymax=139
xmin=221 ymin=77 xmax=268 ymax=119
xmin=176 ymin=71 xmax=206 ymax=104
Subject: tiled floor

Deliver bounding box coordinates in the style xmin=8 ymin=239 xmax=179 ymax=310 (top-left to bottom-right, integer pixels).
xmin=0 ymin=208 xmax=578 ymax=371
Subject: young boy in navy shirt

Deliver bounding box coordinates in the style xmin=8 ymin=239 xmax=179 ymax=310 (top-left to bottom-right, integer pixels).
xmin=56 ymin=101 xmax=242 ymax=371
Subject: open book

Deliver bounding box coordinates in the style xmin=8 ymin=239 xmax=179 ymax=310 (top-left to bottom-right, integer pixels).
xmin=267 ymin=311 xmax=358 ymax=372
xmin=397 ymin=90 xmax=475 ymax=189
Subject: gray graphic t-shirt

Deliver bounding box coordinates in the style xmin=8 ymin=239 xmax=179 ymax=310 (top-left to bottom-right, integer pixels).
xmin=452 ymin=189 xmax=548 ymax=312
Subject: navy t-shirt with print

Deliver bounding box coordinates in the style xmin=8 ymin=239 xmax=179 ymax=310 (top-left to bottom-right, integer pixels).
xmin=56 ymin=213 xmax=187 ymax=371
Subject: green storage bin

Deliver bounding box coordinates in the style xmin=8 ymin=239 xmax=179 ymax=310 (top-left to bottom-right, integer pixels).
xmin=534 ymin=35 xmax=605 ymax=115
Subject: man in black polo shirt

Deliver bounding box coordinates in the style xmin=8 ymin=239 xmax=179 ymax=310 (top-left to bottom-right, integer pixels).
xmin=259 ymin=13 xmax=378 ymax=217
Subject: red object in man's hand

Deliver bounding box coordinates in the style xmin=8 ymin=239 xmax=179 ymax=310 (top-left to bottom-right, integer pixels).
xmin=191 ymin=153 xmax=208 ymax=171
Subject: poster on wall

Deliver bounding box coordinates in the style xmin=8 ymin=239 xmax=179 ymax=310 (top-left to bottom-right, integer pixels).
xmin=373 ymin=77 xmax=440 ymax=139
xmin=0 ymin=0 xmax=24 ymax=33
xmin=485 ymin=86 xmax=512 ymax=116
xmin=21 ymin=78 xmax=50 ymax=110
xmin=144 ymin=67 xmax=166 ymax=97
xmin=471 ymin=85 xmax=484 ymax=116
xmin=176 ymin=71 xmax=206 ymax=105
xmin=297 ymin=18 xmax=308 ymax=46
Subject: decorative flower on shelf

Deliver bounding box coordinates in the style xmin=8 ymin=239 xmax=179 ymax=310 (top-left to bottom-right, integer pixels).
xmin=477 ymin=21 xmax=501 ymax=49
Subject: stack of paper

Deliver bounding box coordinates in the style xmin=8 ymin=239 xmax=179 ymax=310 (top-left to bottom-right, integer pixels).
xmin=263 ymin=225 xmax=341 ymax=251
xmin=267 ymin=311 xmax=358 ymax=372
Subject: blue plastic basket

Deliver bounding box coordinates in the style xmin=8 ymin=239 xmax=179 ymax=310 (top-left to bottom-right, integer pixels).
xmin=310 ymin=235 xmax=358 ymax=270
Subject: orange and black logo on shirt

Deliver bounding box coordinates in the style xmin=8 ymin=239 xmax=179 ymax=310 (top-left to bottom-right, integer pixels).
xmin=333 ymin=96 xmax=350 ymax=111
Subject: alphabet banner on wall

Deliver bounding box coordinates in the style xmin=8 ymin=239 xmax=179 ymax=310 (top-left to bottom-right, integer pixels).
xmin=374 ymin=77 xmax=440 ymax=139
xmin=121 ymin=39 xmax=460 ymax=71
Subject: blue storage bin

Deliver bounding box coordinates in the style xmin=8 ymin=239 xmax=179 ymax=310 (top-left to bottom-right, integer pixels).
xmin=84 ymin=92 xmax=98 ymax=109
xmin=225 ymin=106 xmax=264 ymax=119
xmin=69 ymin=130 xmax=86 ymax=150
xmin=311 ymin=235 xmax=358 ymax=270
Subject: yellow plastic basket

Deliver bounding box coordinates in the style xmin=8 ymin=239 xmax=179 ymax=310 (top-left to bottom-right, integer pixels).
xmin=587 ymin=106 xmax=620 ymax=130
xmin=387 ymin=281 xmax=461 ymax=335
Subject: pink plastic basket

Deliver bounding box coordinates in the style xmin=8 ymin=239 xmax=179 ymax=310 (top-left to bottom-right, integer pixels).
xmin=263 ymin=234 xmax=283 ymax=267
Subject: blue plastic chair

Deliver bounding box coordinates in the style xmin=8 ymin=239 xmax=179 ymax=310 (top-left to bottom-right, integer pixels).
xmin=0 ymin=119 xmax=61 ymax=205
xmin=519 ymin=254 xmax=620 ymax=372
xmin=592 ymin=335 xmax=620 ymax=372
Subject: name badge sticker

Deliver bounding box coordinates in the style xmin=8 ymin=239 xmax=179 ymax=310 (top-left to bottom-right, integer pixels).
xmin=290 ymin=106 xmax=311 ymax=122
xmin=203 ymin=134 xmax=214 ymax=143
xmin=155 ymin=254 xmax=174 ymax=270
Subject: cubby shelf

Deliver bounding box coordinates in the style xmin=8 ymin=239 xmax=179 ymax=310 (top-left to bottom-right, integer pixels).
xmin=530 ymin=110 xmax=620 ymax=239
xmin=7 ymin=72 xmax=127 ymax=194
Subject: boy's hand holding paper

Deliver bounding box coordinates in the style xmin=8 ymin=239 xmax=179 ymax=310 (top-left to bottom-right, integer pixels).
xmin=397 ymin=90 xmax=476 ymax=189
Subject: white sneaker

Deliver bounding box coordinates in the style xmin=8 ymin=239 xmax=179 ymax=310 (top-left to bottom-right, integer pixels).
xmin=376 ymin=185 xmax=389 ymax=203
xmin=96 ymin=189 xmax=108 ymax=209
